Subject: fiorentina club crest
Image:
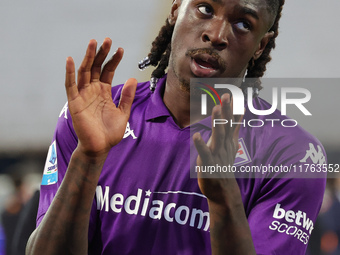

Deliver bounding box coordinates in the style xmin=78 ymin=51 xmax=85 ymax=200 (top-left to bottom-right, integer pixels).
xmin=234 ymin=138 xmax=252 ymax=167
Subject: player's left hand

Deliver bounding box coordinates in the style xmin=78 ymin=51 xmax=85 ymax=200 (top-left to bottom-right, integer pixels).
xmin=193 ymin=93 xmax=243 ymax=205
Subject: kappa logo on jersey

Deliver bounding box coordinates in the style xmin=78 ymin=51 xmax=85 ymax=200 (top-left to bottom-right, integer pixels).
xmin=234 ymin=138 xmax=252 ymax=167
xmin=42 ymin=141 xmax=58 ymax=185
xmin=269 ymin=203 xmax=314 ymax=245
xmin=300 ymin=143 xmax=326 ymax=164
xmin=59 ymin=102 xmax=68 ymax=120
xmin=96 ymin=186 xmax=210 ymax=231
xmin=123 ymin=122 xmax=137 ymax=140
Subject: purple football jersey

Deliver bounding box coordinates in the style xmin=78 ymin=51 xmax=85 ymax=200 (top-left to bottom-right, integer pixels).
xmin=37 ymin=76 xmax=327 ymax=254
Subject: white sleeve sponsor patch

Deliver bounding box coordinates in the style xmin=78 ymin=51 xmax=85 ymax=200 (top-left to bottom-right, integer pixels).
xmin=41 ymin=141 xmax=58 ymax=185
xmin=269 ymin=203 xmax=314 ymax=245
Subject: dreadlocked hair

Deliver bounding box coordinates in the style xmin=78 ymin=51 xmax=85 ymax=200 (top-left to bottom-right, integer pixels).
xmin=146 ymin=0 xmax=285 ymax=91
xmin=243 ymin=0 xmax=285 ymax=91
xmin=148 ymin=19 xmax=174 ymax=79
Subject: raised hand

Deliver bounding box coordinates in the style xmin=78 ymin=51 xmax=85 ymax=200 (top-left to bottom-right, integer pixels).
xmin=65 ymin=38 xmax=137 ymax=157
xmin=193 ymin=95 xmax=256 ymax=254
xmin=193 ymin=93 xmax=243 ymax=204
xmin=26 ymin=40 xmax=137 ymax=255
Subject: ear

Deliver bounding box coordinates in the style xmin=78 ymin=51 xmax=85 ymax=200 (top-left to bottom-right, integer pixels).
xmin=168 ymin=0 xmax=181 ymax=25
xmin=253 ymin=31 xmax=274 ymax=60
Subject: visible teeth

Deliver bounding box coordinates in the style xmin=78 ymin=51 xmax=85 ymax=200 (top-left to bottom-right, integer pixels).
xmin=198 ymin=64 xmax=210 ymax=69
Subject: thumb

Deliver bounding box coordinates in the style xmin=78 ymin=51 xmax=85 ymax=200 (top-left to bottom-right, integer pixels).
xmin=118 ymin=78 xmax=137 ymax=116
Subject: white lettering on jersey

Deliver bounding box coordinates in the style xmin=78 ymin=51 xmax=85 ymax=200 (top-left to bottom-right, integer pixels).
xmin=95 ymin=186 xmax=210 ymax=231
xmin=300 ymin=143 xmax=326 ymax=164
xmin=123 ymin=122 xmax=137 ymax=140
xmin=59 ymin=102 xmax=68 ymax=119
xmin=269 ymin=203 xmax=314 ymax=245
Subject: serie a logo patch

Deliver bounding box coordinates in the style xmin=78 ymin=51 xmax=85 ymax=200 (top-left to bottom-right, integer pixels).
xmin=41 ymin=141 xmax=58 ymax=185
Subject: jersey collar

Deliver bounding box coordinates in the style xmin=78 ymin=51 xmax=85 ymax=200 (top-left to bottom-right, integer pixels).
xmin=145 ymin=75 xmax=171 ymax=121
xmin=144 ymin=75 xmax=212 ymax=130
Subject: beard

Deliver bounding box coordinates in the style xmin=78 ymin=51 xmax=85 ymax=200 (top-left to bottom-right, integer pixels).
xmin=178 ymin=78 xmax=205 ymax=98
xmin=179 ymin=78 xmax=190 ymax=93
xmin=179 ymin=78 xmax=208 ymax=100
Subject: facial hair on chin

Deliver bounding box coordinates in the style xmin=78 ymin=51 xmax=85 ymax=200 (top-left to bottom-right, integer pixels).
xmin=179 ymin=79 xmax=206 ymax=98
xmin=171 ymin=55 xmax=191 ymax=93
xmin=179 ymin=78 xmax=190 ymax=92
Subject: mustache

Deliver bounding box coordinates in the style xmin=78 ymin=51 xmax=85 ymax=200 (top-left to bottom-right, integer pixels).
xmin=185 ymin=48 xmax=227 ymax=72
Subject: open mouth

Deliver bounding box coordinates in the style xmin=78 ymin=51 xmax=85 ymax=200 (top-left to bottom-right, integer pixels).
xmin=194 ymin=57 xmax=219 ymax=70
xmin=190 ymin=54 xmax=221 ymax=77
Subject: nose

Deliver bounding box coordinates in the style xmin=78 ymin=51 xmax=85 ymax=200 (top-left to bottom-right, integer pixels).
xmin=202 ymin=19 xmax=229 ymax=50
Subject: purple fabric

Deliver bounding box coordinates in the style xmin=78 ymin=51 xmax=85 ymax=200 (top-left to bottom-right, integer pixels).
xmin=37 ymin=76 xmax=326 ymax=254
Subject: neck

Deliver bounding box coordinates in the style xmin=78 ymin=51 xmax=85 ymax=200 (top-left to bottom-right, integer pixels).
xmin=163 ymin=70 xmax=207 ymax=128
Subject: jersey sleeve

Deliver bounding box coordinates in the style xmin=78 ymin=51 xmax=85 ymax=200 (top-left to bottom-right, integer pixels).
xmin=36 ymin=102 xmax=78 ymax=227
xmin=248 ymin=125 xmax=327 ymax=254
xmin=249 ymin=178 xmax=326 ymax=254
xmin=36 ymin=84 xmax=125 ymax=227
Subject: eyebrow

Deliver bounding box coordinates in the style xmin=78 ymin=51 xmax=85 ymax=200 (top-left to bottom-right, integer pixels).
xmin=210 ymin=0 xmax=260 ymax=20
xmin=211 ymin=0 xmax=224 ymax=4
xmin=240 ymin=6 xmax=259 ymax=20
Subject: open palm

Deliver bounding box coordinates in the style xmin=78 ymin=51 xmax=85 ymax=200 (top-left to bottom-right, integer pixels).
xmin=65 ymin=38 xmax=137 ymax=157
xmin=193 ymin=94 xmax=243 ymax=204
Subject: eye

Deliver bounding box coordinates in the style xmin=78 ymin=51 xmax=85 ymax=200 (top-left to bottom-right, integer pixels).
xmin=234 ymin=21 xmax=251 ymax=32
xmin=198 ymin=5 xmax=213 ymax=16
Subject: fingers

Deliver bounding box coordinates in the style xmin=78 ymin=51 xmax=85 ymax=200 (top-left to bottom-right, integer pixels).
xmin=100 ymin=47 xmax=124 ymax=84
xmin=90 ymin=38 xmax=112 ymax=82
xmin=76 ymin=38 xmax=123 ymax=90
xmin=209 ymin=93 xmax=243 ymax=154
xmin=193 ymin=132 xmax=214 ymax=166
xmin=118 ymin=78 xmax=138 ymax=117
xmin=210 ymin=106 xmax=225 ymax=152
xmin=220 ymin=93 xmax=244 ymax=151
xmin=221 ymin=93 xmax=233 ymax=136
xmin=233 ymin=113 xmax=244 ymax=140
xmin=65 ymin=57 xmax=78 ymax=101
xmin=221 ymin=93 xmax=244 ymax=132
xmin=209 ymin=93 xmax=232 ymax=152
xmin=77 ymin=39 xmax=97 ymax=89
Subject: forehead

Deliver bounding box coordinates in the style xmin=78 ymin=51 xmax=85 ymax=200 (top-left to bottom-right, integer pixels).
xmin=239 ymin=0 xmax=276 ymax=24
xmin=200 ymin=0 xmax=270 ymax=10
xmin=183 ymin=0 xmax=275 ymax=29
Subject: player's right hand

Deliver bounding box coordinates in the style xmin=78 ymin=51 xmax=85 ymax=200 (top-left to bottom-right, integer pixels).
xmin=65 ymin=38 xmax=137 ymax=158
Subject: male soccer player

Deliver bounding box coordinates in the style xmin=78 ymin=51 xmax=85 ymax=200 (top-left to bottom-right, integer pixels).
xmin=27 ymin=0 xmax=327 ymax=254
